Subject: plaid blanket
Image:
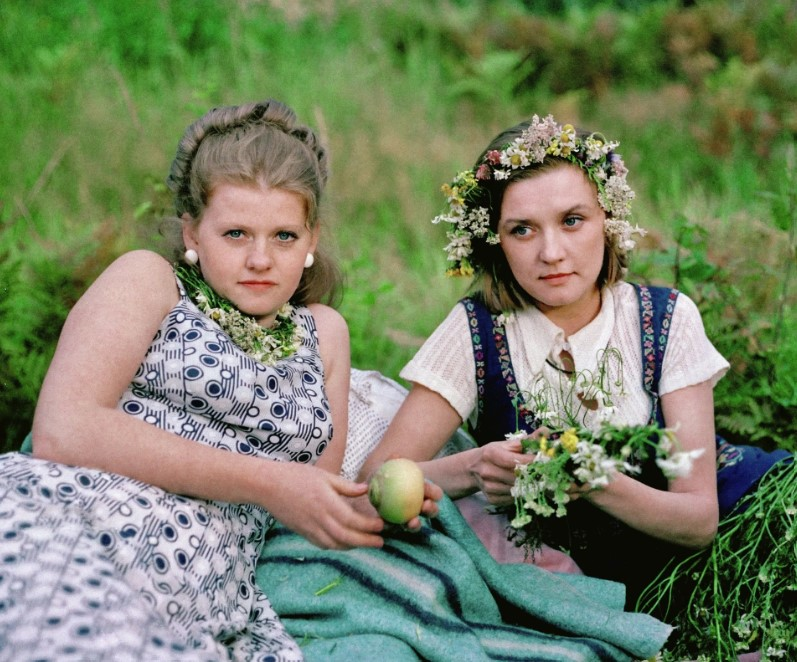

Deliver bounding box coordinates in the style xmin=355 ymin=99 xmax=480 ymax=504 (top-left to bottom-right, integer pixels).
xmin=257 ymin=496 xmax=671 ymax=661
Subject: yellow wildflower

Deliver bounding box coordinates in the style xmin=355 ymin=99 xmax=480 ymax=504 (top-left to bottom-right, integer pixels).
xmin=446 ymin=262 xmax=474 ymax=278
xmin=560 ymin=428 xmax=579 ymax=453
xmin=538 ymin=436 xmax=556 ymax=457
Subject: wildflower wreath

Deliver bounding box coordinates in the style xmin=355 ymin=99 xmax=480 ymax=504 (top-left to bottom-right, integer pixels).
xmin=431 ymin=114 xmax=644 ymax=277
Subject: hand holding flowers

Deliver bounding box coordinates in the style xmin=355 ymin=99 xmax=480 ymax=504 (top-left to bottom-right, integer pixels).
xmin=509 ymin=424 xmax=704 ymax=526
xmin=506 ymin=348 xmax=704 ymax=550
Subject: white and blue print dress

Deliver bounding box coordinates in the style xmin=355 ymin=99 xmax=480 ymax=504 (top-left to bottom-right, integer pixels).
xmin=0 ymin=278 xmax=331 ymax=660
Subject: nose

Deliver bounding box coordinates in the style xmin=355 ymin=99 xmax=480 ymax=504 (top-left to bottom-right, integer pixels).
xmin=539 ymin=229 xmax=566 ymax=263
xmin=245 ymin=238 xmax=273 ymax=270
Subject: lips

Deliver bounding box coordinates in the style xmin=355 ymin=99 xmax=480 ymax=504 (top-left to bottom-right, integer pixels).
xmin=541 ymin=273 xmax=572 ymax=281
xmin=239 ymin=280 xmax=276 ymax=287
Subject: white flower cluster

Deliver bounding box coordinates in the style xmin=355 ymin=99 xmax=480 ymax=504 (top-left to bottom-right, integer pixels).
xmin=571 ymin=439 xmax=630 ymax=488
xmin=433 ymin=170 xmax=500 ymax=276
xmin=197 ymin=295 xmax=304 ymax=366
xmin=654 ymin=431 xmax=706 ymax=479
xmin=511 ymin=454 xmax=572 ymax=521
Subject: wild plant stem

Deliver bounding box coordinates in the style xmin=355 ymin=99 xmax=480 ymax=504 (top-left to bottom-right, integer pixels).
xmin=775 ymin=142 xmax=796 ymax=345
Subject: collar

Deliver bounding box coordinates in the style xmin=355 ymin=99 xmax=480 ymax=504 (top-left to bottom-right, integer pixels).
xmin=509 ymin=287 xmax=616 ymax=376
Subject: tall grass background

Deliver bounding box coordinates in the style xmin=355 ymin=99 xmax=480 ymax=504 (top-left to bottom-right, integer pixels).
xmin=1 ymin=0 xmax=796 ymax=454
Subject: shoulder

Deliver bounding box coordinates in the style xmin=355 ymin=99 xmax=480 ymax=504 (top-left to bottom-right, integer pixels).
xmin=52 ymin=251 xmax=181 ymax=382
xmin=306 ymin=303 xmax=349 ymax=345
xmin=99 ymin=250 xmax=175 ymax=290
xmin=666 ymin=290 xmax=708 ymax=336
xmin=76 ymin=250 xmax=179 ymax=323
xmin=611 ymin=281 xmax=691 ymax=318
xmin=306 ymin=304 xmax=350 ymax=383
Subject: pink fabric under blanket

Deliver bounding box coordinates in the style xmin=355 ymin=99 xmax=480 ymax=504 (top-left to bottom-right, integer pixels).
xmin=454 ymin=492 xmax=583 ymax=574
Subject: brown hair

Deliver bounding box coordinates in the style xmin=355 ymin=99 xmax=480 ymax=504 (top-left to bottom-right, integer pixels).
xmin=466 ymin=120 xmax=627 ymax=314
xmin=166 ymin=99 xmax=342 ymax=306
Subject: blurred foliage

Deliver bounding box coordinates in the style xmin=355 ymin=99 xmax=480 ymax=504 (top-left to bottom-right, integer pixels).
xmin=1 ymin=0 xmax=795 ymax=464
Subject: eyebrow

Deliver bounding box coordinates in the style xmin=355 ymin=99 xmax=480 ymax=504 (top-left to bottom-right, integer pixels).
xmin=501 ymin=202 xmax=594 ymax=225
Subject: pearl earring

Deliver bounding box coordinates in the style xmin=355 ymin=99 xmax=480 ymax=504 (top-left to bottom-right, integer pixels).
xmin=184 ymin=249 xmax=199 ymax=266
xmin=304 ymin=253 xmax=315 ymax=269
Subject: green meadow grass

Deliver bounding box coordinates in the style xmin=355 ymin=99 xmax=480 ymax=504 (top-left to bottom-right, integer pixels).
xmin=1 ymin=0 xmax=795 ymax=451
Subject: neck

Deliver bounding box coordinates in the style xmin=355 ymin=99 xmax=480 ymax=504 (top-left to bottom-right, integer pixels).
xmin=538 ymin=288 xmax=602 ymax=337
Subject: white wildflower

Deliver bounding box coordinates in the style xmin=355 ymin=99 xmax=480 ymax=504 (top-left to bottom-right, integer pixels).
xmin=656 ymin=448 xmax=705 ymax=479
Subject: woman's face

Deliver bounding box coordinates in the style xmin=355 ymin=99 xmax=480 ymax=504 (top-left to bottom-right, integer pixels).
xmin=183 ymin=182 xmax=317 ymax=327
xmin=497 ymin=164 xmax=606 ymax=331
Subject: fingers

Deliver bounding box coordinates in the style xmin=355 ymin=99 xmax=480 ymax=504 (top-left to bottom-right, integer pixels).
xmin=309 ymin=504 xmax=385 ymax=550
xmin=483 ymin=440 xmax=525 ymax=469
xmin=403 ymin=516 xmax=424 ymax=531
xmin=330 ymin=474 xmax=370 ymax=498
xmin=280 ymin=471 xmax=386 ymax=550
xmin=312 ymin=527 xmax=384 ymax=551
xmin=423 ymin=480 xmax=443 ymax=502
xmin=502 ymin=438 xmax=524 ymax=453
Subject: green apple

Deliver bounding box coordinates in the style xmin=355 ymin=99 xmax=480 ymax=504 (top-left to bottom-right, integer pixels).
xmin=368 ymin=458 xmax=425 ymax=524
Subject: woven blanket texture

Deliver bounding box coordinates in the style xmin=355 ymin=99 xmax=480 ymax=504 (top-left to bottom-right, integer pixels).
xmin=257 ymin=495 xmax=671 ymax=661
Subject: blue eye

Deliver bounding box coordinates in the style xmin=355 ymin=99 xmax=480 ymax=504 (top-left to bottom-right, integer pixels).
xmin=277 ymin=231 xmax=298 ymax=241
xmin=225 ymin=229 xmax=244 ymax=239
xmin=511 ymin=225 xmax=532 ymax=236
xmin=563 ymin=216 xmax=582 ymax=228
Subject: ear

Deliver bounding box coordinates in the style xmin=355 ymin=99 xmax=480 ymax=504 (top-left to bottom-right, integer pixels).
xmin=182 ymin=213 xmax=199 ymax=251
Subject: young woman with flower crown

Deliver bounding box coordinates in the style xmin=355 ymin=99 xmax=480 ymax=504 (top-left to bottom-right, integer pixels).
xmin=358 ymin=114 xmax=791 ymax=613
xmin=0 ymin=99 xmax=424 ymax=660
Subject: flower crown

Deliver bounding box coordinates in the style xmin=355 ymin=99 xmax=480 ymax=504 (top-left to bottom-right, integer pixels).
xmin=432 ymin=114 xmax=644 ymax=277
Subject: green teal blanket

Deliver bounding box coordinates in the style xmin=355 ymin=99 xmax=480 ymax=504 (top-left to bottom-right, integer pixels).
xmin=257 ymin=496 xmax=671 ymax=661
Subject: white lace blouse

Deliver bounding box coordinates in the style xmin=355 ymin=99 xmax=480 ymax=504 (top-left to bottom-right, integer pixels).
xmin=401 ymin=281 xmax=730 ymax=432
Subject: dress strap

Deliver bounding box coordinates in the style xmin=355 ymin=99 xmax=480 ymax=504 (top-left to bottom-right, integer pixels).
xmin=172 ymin=268 xmax=188 ymax=298
xmin=462 ymin=296 xmax=488 ymax=421
xmin=461 ymin=297 xmax=537 ymax=443
xmin=633 ymin=284 xmax=679 ymax=427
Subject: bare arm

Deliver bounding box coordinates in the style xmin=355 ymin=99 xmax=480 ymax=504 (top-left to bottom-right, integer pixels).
xmin=580 ymin=380 xmax=719 ymax=548
xmin=358 ymin=383 xmax=526 ymax=502
xmin=309 ymin=303 xmax=351 ymax=475
xmin=32 ymin=251 xmax=383 ymax=549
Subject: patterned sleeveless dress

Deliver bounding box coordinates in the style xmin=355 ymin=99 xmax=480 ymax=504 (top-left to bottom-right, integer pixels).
xmin=0 ymin=277 xmax=331 ymax=661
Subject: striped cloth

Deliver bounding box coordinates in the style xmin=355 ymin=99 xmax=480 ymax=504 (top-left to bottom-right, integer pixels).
xmin=256 ymin=496 xmax=671 ymax=661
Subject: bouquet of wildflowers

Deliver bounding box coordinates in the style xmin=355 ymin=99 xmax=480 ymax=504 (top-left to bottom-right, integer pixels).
xmin=508 ymin=348 xmax=703 ymax=550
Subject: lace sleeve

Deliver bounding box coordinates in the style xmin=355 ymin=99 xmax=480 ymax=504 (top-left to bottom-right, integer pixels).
xmin=399 ymin=303 xmax=477 ymax=422
xmin=659 ymin=292 xmax=730 ymax=396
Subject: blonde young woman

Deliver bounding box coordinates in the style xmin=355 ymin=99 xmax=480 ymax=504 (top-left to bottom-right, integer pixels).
xmin=0 ymin=99 xmax=441 ymax=660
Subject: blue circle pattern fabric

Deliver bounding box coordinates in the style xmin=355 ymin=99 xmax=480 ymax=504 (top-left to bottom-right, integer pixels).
xmin=0 ymin=277 xmax=329 ymax=660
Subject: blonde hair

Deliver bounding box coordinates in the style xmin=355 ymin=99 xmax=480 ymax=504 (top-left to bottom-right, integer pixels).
xmin=166 ymin=100 xmax=341 ymax=305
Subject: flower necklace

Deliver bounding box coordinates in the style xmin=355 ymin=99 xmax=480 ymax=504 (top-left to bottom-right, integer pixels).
xmin=175 ymin=264 xmax=304 ymax=366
